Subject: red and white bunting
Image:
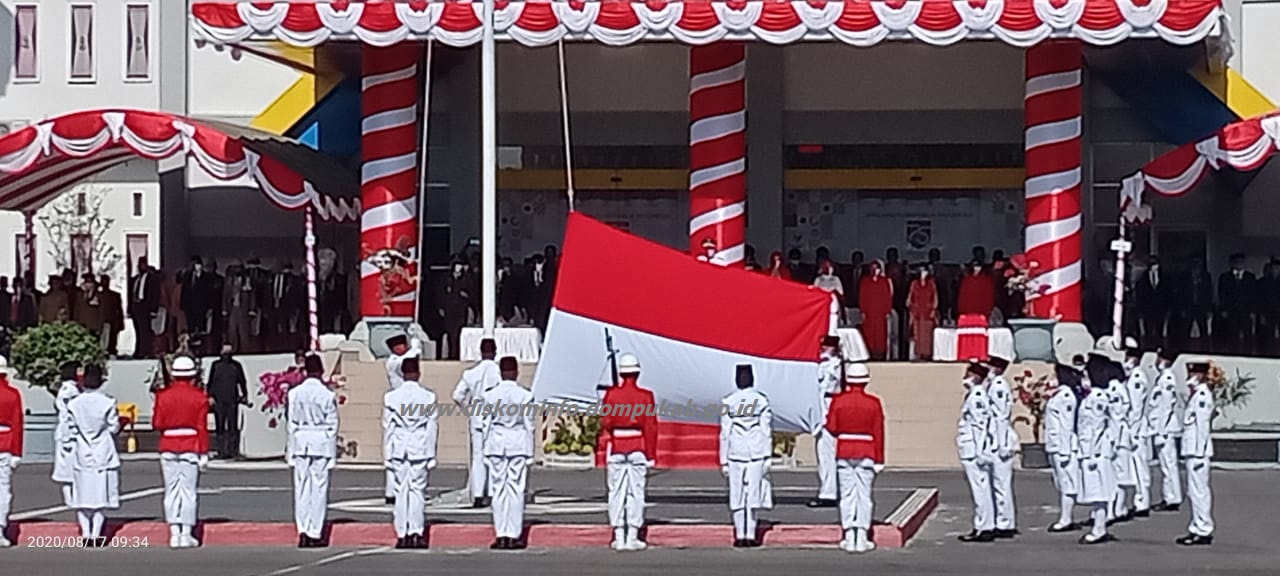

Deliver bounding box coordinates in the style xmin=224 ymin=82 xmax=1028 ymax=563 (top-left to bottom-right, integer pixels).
xmin=191 ymin=0 xmax=1224 ymax=48
xmin=0 ymin=109 xmax=359 ymax=221
xmin=1120 ymin=111 xmax=1280 ymax=223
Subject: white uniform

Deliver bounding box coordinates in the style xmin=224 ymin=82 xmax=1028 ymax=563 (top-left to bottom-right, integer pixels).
xmin=383 ymin=380 xmax=440 ymax=539
xmin=986 ymin=374 xmax=1018 ymax=531
xmin=453 ymin=359 xmax=501 ymax=500
xmin=1123 ymin=365 xmax=1152 ymax=512
xmin=481 ymin=379 xmax=535 ymax=540
xmin=66 ymin=389 xmax=121 ymax=539
xmin=1145 ymin=367 xmax=1183 ymax=506
xmin=1105 ymin=379 xmax=1135 ymax=518
xmin=52 ymin=380 xmax=80 ymax=504
xmin=815 ymin=355 xmax=841 ymax=501
xmin=1181 ymin=378 xmax=1214 ymax=537
xmin=1043 ymin=386 xmax=1080 ymax=527
xmin=287 ymin=377 xmax=339 ymax=540
xmin=384 ymin=339 xmax=421 ymax=499
xmin=720 ymin=387 xmax=773 ymax=541
xmin=1076 ymin=386 xmax=1116 ymax=539
xmin=956 ymin=382 xmax=995 ymax=533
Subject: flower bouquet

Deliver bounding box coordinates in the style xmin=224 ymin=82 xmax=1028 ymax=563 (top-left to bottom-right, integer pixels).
xmin=1204 ymin=361 xmax=1255 ymax=425
xmin=1004 ymin=254 xmax=1051 ymax=314
xmin=258 ymin=365 xmax=349 ymax=429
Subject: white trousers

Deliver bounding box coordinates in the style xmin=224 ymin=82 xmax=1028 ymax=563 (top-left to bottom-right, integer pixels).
xmin=391 ymin=458 xmax=429 ymax=537
xmin=961 ymin=458 xmax=995 ymax=532
xmin=991 ymin=454 xmax=1016 ymax=530
xmin=1048 ymin=452 xmax=1078 ymax=526
xmin=1185 ymin=457 xmax=1214 ymax=536
xmin=291 ymin=455 xmax=332 ymax=539
xmin=385 ymin=469 xmax=397 ymax=499
xmin=1155 ymin=437 xmax=1182 ymax=505
xmin=816 ymin=428 xmax=837 ymax=500
xmin=607 ymin=452 xmax=647 ymax=528
xmin=1133 ymin=438 xmax=1152 ymax=511
xmin=837 ymin=458 xmax=875 ymax=530
xmin=468 ymin=427 xmax=489 ymax=499
xmin=0 ymin=453 xmax=11 ymax=531
xmin=160 ymin=452 xmax=200 ymax=527
xmin=487 ymin=455 xmax=528 ymax=539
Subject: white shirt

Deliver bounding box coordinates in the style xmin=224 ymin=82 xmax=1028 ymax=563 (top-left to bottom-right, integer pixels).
xmin=1105 ymin=379 xmax=1132 ymax=449
xmin=480 ymin=380 xmax=535 ymax=457
xmin=1181 ymin=380 xmax=1215 ymax=459
xmin=67 ymin=389 xmax=121 ymax=471
xmin=719 ymin=388 xmax=773 ymax=464
xmin=813 ymin=274 xmax=845 ymax=297
xmin=986 ymin=374 xmax=1016 ymax=452
xmin=385 ymin=339 xmax=422 ymax=390
xmin=1077 ymin=388 xmax=1115 ymax=460
xmin=287 ymin=377 xmax=339 ymax=460
xmin=1145 ymin=367 xmax=1182 ymax=437
xmin=956 ymin=382 xmax=994 ymax=460
xmin=1124 ymin=365 xmax=1150 ymax=437
xmin=383 ymin=381 xmax=440 ymax=463
xmin=54 ymin=380 xmax=80 ymax=444
xmin=1043 ymin=387 xmax=1078 ymax=455
xmin=453 ymin=359 xmax=501 ymax=429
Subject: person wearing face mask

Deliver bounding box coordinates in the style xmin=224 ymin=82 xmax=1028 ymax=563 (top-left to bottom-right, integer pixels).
xmin=1121 ymin=340 xmax=1152 ymax=518
xmin=441 ymin=261 xmax=473 ymax=360
xmin=1145 ymin=347 xmax=1182 ymax=513
xmin=181 ymin=256 xmax=215 ymax=343
xmin=1045 ymin=363 xmax=1083 ymax=533
xmin=787 ymin=249 xmax=808 ymax=284
xmin=766 ymin=251 xmax=792 ymax=281
xmin=1136 ymin=256 xmax=1171 ymax=350
xmin=858 ymin=261 xmax=894 ymax=361
xmin=720 ymin=364 xmax=773 ymax=548
xmin=1217 ymin=253 xmax=1257 ymax=355
xmin=985 ymin=356 xmax=1018 ymax=538
xmin=809 ymin=335 xmax=843 ymax=509
xmin=53 ymin=362 xmax=83 ymax=505
xmin=826 ymin=361 xmax=884 ymax=553
xmin=813 ymin=260 xmax=845 ymax=324
xmin=908 ymin=266 xmax=938 ymax=360
xmin=152 ymin=356 xmax=210 ymax=548
xmin=1177 ymin=361 xmax=1214 ymax=546
xmin=957 ymin=361 xmax=996 ymax=543
xmin=1078 ymin=354 xmax=1120 ymax=545
xmin=0 ymin=356 xmax=24 ymax=548
xmin=208 ymin=343 xmax=249 ymax=459
xmin=696 ymin=238 xmax=727 ymax=266
xmin=67 ymin=364 xmax=120 ymax=547
xmin=527 ymin=255 xmax=553 ymax=335
xmin=1107 ymin=344 xmax=1137 ymax=523
xmin=958 ymin=259 xmax=996 ymax=319
xmin=497 ymin=257 xmax=519 ymax=325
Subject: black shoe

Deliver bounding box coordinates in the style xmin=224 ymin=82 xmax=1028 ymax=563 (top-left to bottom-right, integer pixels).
xmin=806 ymin=498 xmax=838 ymax=508
xmin=509 ymin=538 xmax=527 ymax=550
xmin=490 ymin=538 xmax=504 ymax=550
xmin=473 ymin=498 xmax=487 ymax=509
xmin=480 ymin=497 xmax=492 ymax=508
xmin=1153 ymin=502 xmax=1181 ymax=512
xmin=1047 ymin=522 xmax=1078 ymax=533
xmin=385 ymin=497 xmax=396 ymax=505
xmin=746 ymin=538 xmax=762 ymax=548
xmin=298 ymin=534 xmax=308 ymax=548
xmin=395 ymin=537 xmax=408 ymax=549
xmin=1176 ymin=534 xmax=1213 ymax=546
xmin=1133 ymin=509 xmax=1150 ymax=518
xmin=958 ymin=530 xmax=995 ymax=543
xmin=413 ymin=534 xmax=428 ymax=549
xmin=994 ymin=529 xmax=1019 ymax=539
xmin=1079 ymin=533 xmax=1115 ymax=545
xmin=732 ymin=538 xmax=746 ymax=548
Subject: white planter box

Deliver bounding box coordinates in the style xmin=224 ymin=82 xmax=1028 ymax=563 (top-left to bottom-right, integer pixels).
xmin=542 ymin=453 xmax=594 ymax=469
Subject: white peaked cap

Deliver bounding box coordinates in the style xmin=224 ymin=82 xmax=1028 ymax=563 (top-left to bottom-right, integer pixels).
xmin=172 ymin=356 xmax=198 ymax=378
xmin=845 ymin=362 xmax=870 ymax=384
xmin=1124 ymin=336 xmax=1140 ymax=350
xmin=618 ymin=353 xmax=641 ymax=374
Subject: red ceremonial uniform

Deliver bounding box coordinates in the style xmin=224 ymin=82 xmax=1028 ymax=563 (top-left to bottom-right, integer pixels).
xmin=0 ymin=376 xmax=24 ymax=456
xmin=824 ymin=387 xmax=885 ymax=463
xmin=599 ymin=376 xmax=658 ymax=458
xmin=153 ymin=379 xmax=211 ymax=454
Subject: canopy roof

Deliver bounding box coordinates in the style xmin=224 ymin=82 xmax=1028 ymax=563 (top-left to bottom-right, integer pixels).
xmin=1120 ymin=111 xmax=1280 ymax=224
xmin=191 ymin=0 xmax=1224 ymax=48
xmin=0 ymin=109 xmax=359 ymax=221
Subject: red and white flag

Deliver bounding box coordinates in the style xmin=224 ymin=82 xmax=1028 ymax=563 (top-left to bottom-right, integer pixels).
xmin=532 ymin=213 xmax=831 ymax=433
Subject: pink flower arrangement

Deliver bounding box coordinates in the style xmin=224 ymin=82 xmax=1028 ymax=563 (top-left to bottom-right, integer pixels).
xmin=1005 ymin=254 xmax=1051 ymax=311
xmin=258 ymin=368 xmax=350 ymax=428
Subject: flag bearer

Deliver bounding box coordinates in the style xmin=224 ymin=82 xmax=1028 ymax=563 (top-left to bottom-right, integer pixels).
xmin=809 ymin=335 xmax=842 ymax=508
xmin=600 ymin=353 xmax=658 ymax=551
xmin=985 ymin=355 xmax=1018 ymax=538
xmin=383 ymin=358 xmax=439 ymax=549
xmin=288 ymin=354 xmax=339 ymax=548
xmin=957 ymin=361 xmax=996 ymax=543
xmin=1177 ymin=361 xmax=1214 ymax=546
xmin=67 ymin=364 xmax=119 ymax=547
xmin=383 ymin=333 xmax=421 ymax=504
xmin=152 ymin=356 xmax=210 ymax=548
xmin=1045 ymin=363 xmax=1083 ymax=533
xmin=1122 ymin=340 xmax=1152 ymax=517
xmin=453 ymin=338 xmax=501 ymax=508
xmin=825 ymin=362 xmax=884 ymax=553
xmin=1147 ymin=348 xmax=1183 ymax=512
xmin=0 ymin=356 xmax=23 ymax=548
xmin=720 ymin=364 xmax=773 ymax=548
xmin=482 ymin=357 xmax=535 ymax=550
xmin=52 ymin=362 xmax=81 ymax=506
xmin=1078 ymin=354 xmax=1121 ymax=545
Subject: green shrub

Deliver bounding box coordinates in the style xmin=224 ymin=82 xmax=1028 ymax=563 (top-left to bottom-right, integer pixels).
xmin=11 ymin=322 xmax=106 ymax=394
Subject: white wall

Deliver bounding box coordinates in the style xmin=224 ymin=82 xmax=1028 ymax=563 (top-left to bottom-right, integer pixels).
xmin=1240 ymin=1 xmax=1280 ymax=105
xmin=187 ymin=40 xmax=304 ymax=121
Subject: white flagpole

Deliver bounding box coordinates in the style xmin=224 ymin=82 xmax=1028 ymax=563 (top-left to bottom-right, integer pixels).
xmin=413 ymin=39 xmax=434 ymax=326
xmin=305 ymin=207 xmax=319 ymax=351
xmin=557 ymin=39 xmax=575 ymax=212
xmin=481 ymin=0 xmax=498 ymax=335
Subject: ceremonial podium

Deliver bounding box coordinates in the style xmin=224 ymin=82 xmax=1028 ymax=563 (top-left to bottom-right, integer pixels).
xmin=956 ymin=314 xmax=990 ymax=361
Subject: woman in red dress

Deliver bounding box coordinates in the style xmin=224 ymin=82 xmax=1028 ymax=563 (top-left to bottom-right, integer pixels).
xmin=907 ymin=266 xmax=938 ymax=360
xmin=957 ymin=259 xmax=996 ymax=318
xmin=766 ymin=251 xmax=792 ymax=281
xmin=858 ymin=261 xmax=894 ymax=360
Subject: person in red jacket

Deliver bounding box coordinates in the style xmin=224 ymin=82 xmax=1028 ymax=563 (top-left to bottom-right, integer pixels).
xmin=825 ymin=361 xmax=885 ymax=554
xmin=0 ymin=356 xmax=23 ymax=548
xmin=152 ymin=356 xmax=210 ymax=548
xmin=600 ymin=353 xmax=658 ymax=551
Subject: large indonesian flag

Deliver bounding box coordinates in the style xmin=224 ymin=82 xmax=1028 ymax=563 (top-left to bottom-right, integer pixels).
xmin=532 ymin=213 xmax=831 ymax=434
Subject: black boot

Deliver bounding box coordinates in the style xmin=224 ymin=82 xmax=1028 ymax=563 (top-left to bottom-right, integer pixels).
xmin=805 ymin=498 xmax=837 ymax=508
xmin=993 ymin=529 xmax=1019 ymax=539
xmin=958 ymin=530 xmax=995 ymax=543
xmin=1153 ymin=501 xmax=1181 ymax=512
xmin=395 ymin=537 xmax=408 ymax=549
xmin=298 ymin=534 xmax=308 ymax=548
xmin=473 ymin=498 xmax=487 ymax=509
xmin=412 ymin=534 xmax=427 ymax=549
xmin=1176 ymin=534 xmax=1213 ymax=546
xmin=732 ymin=539 xmax=746 ymax=548
xmin=491 ymin=538 xmax=506 ymax=550
xmin=385 ymin=497 xmax=396 ymax=505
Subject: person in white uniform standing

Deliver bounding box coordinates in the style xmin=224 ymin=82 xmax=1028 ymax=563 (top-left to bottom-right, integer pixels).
xmin=383 ymin=358 xmax=439 ymax=549
xmin=287 ymin=354 xmax=339 ymax=548
xmin=956 ymin=361 xmax=996 ymax=543
xmin=808 ymin=335 xmax=842 ymax=508
xmin=66 ymin=364 xmax=120 ymax=547
xmin=985 ymin=355 xmax=1018 ymax=538
xmin=383 ymin=333 xmax=420 ymax=505
xmin=1107 ymin=345 xmax=1136 ymax=523
xmin=1079 ymin=354 xmax=1121 ymax=545
xmin=1147 ymin=347 xmax=1183 ymax=513
xmin=1121 ymin=340 xmax=1152 ymax=518
xmin=1044 ymin=363 xmax=1083 ymax=533
xmin=1177 ymin=361 xmax=1214 ymax=546
xmin=0 ymin=356 xmax=24 ymax=548
xmin=482 ymin=356 xmax=535 ymax=550
xmin=720 ymin=364 xmax=773 ymax=548
xmin=52 ymin=361 xmax=82 ymax=506
xmin=453 ymin=337 xmax=500 ymax=508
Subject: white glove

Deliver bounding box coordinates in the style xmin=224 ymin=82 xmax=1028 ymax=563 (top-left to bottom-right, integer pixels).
xmin=644 ymin=459 xmax=656 ymax=469
xmin=721 ymin=465 xmax=729 ymax=477
xmin=998 ymin=447 xmax=1012 ymax=460
xmin=873 ymin=463 xmax=885 ymax=474
xmin=410 ymin=338 xmax=423 ymax=353
xmin=198 ymin=455 xmax=209 ymax=471
xmin=326 ymin=458 xmax=337 ymax=470
xmin=427 ymin=459 xmax=438 ymax=470
xmin=9 ymin=457 xmax=19 ymax=470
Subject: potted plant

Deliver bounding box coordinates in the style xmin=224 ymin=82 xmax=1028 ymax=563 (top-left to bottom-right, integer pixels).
xmin=10 ymin=322 xmax=107 ymax=463
xmin=542 ymin=413 xmax=599 ymax=469
xmin=1004 ymin=254 xmax=1057 ymax=362
xmin=1011 ymin=368 xmax=1053 ymax=469
xmin=771 ymin=432 xmax=797 ymax=468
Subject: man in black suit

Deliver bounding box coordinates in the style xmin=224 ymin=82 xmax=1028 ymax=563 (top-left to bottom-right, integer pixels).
xmin=1135 ymin=256 xmax=1172 ymax=350
xmin=1173 ymin=257 xmax=1215 ymax=353
xmin=265 ymin=262 xmax=303 ymax=352
xmin=1217 ymin=253 xmax=1257 ymax=355
xmin=128 ymin=257 xmax=161 ymax=358
xmin=180 ymin=256 xmax=215 ymax=344
xmin=0 ymin=277 xmax=11 ymax=331
xmin=207 ymin=343 xmax=248 ymax=459
xmin=1259 ymin=259 xmax=1280 ymax=356
xmin=439 ymin=260 xmax=474 ymax=360
xmin=497 ymin=257 xmax=520 ymax=324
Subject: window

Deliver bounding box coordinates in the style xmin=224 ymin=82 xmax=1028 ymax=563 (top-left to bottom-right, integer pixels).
xmin=71 ymin=233 xmax=93 ymax=277
xmin=125 ymin=5 xmax=150 ymax=81
xmin=14 ymin=4 xmax=38 ymax=81
xmin=132 ymin=192 xmax=144 ymax=217
xmin=69 ymin=4 xmax=95 ymax=82
xmin=126 ymin=234 xmax=149 ymax=275
xmin=13 ymin=234 xmax=32 ymax=282
xmin=76 ymin=192 xmax=88 ymax=216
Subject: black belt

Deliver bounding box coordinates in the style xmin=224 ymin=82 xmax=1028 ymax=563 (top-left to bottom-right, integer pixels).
xmin=824 ymin=393 xmax=837 ymax=398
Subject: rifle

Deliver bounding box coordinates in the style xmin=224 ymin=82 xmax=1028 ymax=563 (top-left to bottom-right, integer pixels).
xmin=600 ymin=327 xmax=620 ymax=394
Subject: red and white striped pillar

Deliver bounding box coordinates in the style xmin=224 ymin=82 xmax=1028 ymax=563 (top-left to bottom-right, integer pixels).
xmin=688 ymin=43 xmax=746 ymax=266
xmin=1024 ymin=41 xmax=1083 ymax=321
xmin=361 ymin=44 xmax=420 ymax=318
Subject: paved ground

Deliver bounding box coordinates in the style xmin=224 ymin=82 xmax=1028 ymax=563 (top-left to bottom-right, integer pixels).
xmin=5 ymin=463 xmax=1279 ymax=575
